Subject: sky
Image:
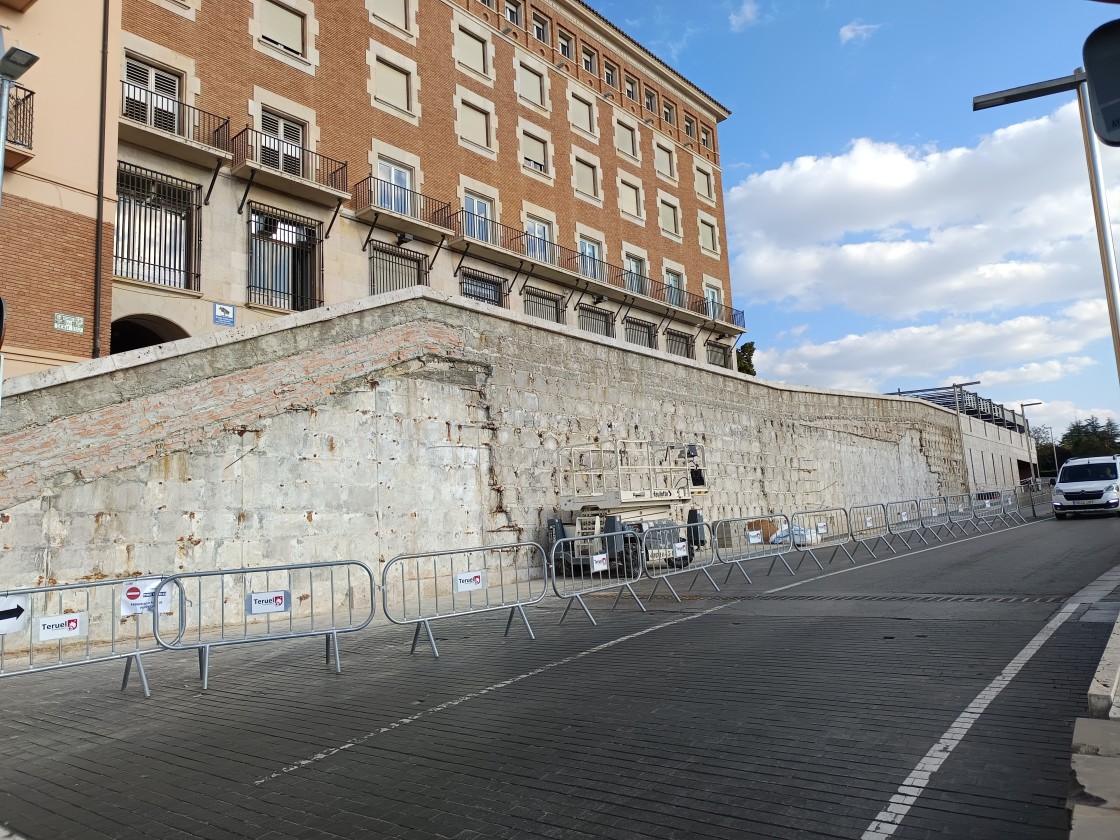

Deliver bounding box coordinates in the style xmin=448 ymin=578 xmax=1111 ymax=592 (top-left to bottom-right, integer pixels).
xmin=584 ymin=0 xmax=1120 ymax=438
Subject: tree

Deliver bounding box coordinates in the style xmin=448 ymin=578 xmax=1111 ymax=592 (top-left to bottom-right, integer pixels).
xmin=1058 ymin=416 xmax=1120 ymax=460
xmin=735 ymin=341 xmax=756 ymax=376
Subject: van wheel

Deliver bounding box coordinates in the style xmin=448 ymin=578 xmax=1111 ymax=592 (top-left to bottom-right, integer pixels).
xmin=1055 ymin=513 xmax=1067 ymax=520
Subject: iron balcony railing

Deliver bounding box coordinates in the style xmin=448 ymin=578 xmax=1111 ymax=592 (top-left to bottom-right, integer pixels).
xmin=451 ymin=210 xmax=746 ymax=328
xmin=231 ymin=126 xmax=348 ymax=193
xmin=6 ymin=83 xmax=33 ymax=149
xmin=353 ymin=176 xmax=454 ymax=229
xmin=120 ymin=81 xmax=230 ymax=152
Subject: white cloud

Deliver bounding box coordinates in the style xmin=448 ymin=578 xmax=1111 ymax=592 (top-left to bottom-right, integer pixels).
xmin=961 ymin=357 xmax=1098 ymax=388
xmin=729 ymin=1 xmax=760 ymax=32
xmin=839 ymin=20 xmax=881 ymax=45
xmin=1013 ymin=400 xmax=1119 ymax=434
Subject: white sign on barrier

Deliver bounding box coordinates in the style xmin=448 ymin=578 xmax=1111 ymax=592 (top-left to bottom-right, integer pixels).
xmin=0 ymin=595 xmax=29 ymax=635
xmin=747 ymin=529 xmax=763 ymax=545
xmin=120 ymin=578 xmax=171 ymax=616
xmin=816 ymin=522 xmax=828 ymax=535
xmin=37 ymin=613 xmax=87 ymax=642
xmin=454 ymin=571 xmax=486 ymax=593
xmin=590 ymin=553 xmax=610 ymax=573
xmin=246 ymin=590 xmax=290 ymax=614
xmin=865 ymin=516 xmax=874 ymax=528
xmin=901 ymin=512 xmax=909 ymax=522
xmin=673 ymin=541 xmax=689 ymax=559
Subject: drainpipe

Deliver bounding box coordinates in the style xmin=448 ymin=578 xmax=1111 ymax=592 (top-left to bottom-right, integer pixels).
xmin=92 ymin=0 xmax=110 ymax=357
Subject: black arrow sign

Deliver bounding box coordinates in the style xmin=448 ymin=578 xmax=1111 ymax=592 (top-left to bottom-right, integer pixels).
xmin=0 ymin=604 xmax=25 ymax=622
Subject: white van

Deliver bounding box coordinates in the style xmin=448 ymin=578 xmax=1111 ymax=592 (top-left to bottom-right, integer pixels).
xmin=1052 ymin=455 xmax=1120 ymax=519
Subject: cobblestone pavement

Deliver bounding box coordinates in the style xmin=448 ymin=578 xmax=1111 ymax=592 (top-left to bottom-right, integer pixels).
xmin=0 ymin=515 xmax=1117 ymax=840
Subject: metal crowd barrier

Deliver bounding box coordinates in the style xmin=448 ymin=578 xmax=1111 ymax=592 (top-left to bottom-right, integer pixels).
xmin=886 ymin=500 xmax=927 ymax=549
xmin=550 ymin=530 xmax=646 ymax=626
xmin=919 ymin=496 xmax=953 ymax=541
xmin=713 ymin=514 xmax=796 ymax=579
xmin=1003 ymin=489 xmax=1030 ymax=525
xmin=0 ymin=576 xmax=185 ymax=698
xmin=383 ymin=542 xmax=547 ymax=657
xmin=789 ymin=508 xmax=854 ymax=569
xmin=642 ymin=521 xmax=720 ymax=602
xmin=946 ymin=493 xmax=978 ymax=535
xmin=972 ymin=491 xmax=1006 ymax=530
xmin=154 ymin=561 xmax=375 ymax=688
xmin=849 ymin=503 xmax=895 ymax=559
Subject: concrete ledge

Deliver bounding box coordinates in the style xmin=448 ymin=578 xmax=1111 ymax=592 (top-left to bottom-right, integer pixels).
xmin=1070 ymin=724 xmax=1120 ymax=838
xmin=1088 ymin=612 xmax=1120 ymax=717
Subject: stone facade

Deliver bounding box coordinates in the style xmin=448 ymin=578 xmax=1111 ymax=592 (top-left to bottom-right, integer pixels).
xmin=0 ymin=289 xmax=1011 ymax=590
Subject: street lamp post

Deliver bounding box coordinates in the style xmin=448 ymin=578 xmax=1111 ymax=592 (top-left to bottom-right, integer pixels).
xmin=1020 ymin=401 xmax=1042 ymax=516
xmin=0 ymin=29 xmax=39 ymax=210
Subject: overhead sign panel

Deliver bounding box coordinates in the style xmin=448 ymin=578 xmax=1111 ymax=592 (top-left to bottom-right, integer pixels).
xmin=0 ymin=595 xmax=29 ymax=635
xmin=1084 ymin=19 xmax=1120 ymax=146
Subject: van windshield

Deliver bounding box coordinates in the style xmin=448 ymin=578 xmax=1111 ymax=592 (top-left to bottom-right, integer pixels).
xmin=1059 ymin=463 xmax=1118 ymax=483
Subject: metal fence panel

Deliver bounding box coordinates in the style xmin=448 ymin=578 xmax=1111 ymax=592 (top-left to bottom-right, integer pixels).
xmin=849 ymin=504 xmax=895 ymax=558
xmin=155 ymin=561 xmax=375 ymax=688
xmin=383 ymin=543 xmax=547 ymax=657
xmin=789 ymin=508 xmax=855 ymax=569
xmin=947 ymin=493 xmax=977 ymax=534
xmin=713 ymin=515 xmax=796 ymax=578
xmin=886 ymin=500 xmax=927 ymax=549
xmin=972 ymin=491 xmax=1005 ymax=530
xmin=641 ymin=521 xmax=720 ymax=602
xmin=550 ymin=530 xmax=646 ymax=626
xmin=0 ymin=577 xmax=186 ymax=698
xmin=919 ymin=496 xmax=953 ymax=541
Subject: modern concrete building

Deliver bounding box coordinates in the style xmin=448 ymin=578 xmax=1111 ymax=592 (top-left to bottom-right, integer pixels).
xmin=1 ymin=0 xmax=744 ymax=376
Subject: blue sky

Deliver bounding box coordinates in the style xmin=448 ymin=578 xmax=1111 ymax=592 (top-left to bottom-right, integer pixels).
xmin=585 ymin=0 xmax=1120 ymax=436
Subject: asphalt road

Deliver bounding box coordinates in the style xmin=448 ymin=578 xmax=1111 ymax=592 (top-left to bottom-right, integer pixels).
xmin=1 ymin=514 xmax=1118 ymax=840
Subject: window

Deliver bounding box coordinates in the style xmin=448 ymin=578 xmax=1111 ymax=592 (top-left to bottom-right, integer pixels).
xmin=523 ymin=133 xmax=547 ymax=173
xmin=248 ymin=202 xmax=321 ymax=311
xmin=376 ymin=158 xmax=413 ymax=215
xmin=114 ymin=163 xmax=201 ymax=289
xmin=456 ymin=28 xmax=487 ymax=74
xmin=463 ymin=193 xmax=493 ymax=243
xmin=558 ymin=31 xmax=574 ymax=59
xmin=700 ymin=219 xmax=718 ymax=252
xmin=624 ymin=255 xmax=647 ymax=295
xmin=704 ymin=285 xmax=723 ymax=319
xmin=532 ymin=13 xmax=549 ymax=43
xmin=658 ymin=200 xmax=679 ymax=235
xmin=578 ymin=237 xmax=601 ymax=279
xmin=665 ymin=269 xmax=684 ymax=306
xmin=370 ymin=0 xmax=407 ymax=30
xmin=504 ymin=0 xmax=521 ymax=26
xmin=571 ymin=95 xmax=594 ymax=133
xmin=376 ymin=59 xmax=411 ymax=112
xmin=665 ymin=329 xmax=693 ymax=358
xmin=261 ymin=0 xmax=304 ymax=56
xmin=578 ymin=304 xmax=613 ymax=337
xmin=524 ymin=287 xmax=564 ymax=323
xmin=370 ymin=241 xmax=428 ymax=294
xmin=260 ymin=110 xmax=305 ymax=178
xmin=662 ymin=100 xmax=675 ymax=125
xmin=614 ymin=121 xmax=637 ymax=157
xmin=123 ymin=57 xmax=181 ymax=135
xmin=654 ymin=144 xmax=675 ymax=178
xmin=581 ymin=47 xmax=597 ymax=74
xmin=707 ymin=342 xmax=731 ymax=367
xmin=517 ymin=63 xmax=544 ymax=105
xmin=524 ymin=218 xmax=552 ymax=262
xmin=695 ymin=167 xmax=713 ymax=198
xmin=700 ymin=126 xmax=712 ymax=148
xmin=684 ymin=116 xmax=696 ymax=139
xmin=461 ymin=103 xmax=491 ymax=149
xmin=624 ymin=317 xmax=657 ymax=349
xmin=619 ymin=180 xmax=641 ymax=218
xmin=461 ymin=268 xmax=504 ymax=306
xmin=624 ymin=75 xmax=638 ymax=100
xmin=574 ymin=158 xmax=598 ymax=198
xmin=603 ymin=61 xmax=618 ymax=88
xmin=644 ymin=89 xmax=656 ymax=112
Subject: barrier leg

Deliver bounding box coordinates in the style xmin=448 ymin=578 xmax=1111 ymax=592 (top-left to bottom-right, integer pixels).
xmin=694 ymin=566 xmax=721 ymax=593
xmin=648 ymin=578 xmax=664 ymax=600
xmin=648 ymin=577 xmax=681 ymax=604
xmin=623 ymin=583 xmax=647 ymax=613
xmin=858 ymin=541 xmax=878 ymax=560
xmin=325 ymin=634 xmax=332 ymax=665
xmin=879 ymin=536 xmax=898 ymax=555
xmin=329 ymin=632 xmax=341 ymax=674
xmin=839 ymin=543 xmax=856 ymax=564
xmin=504 ymin=605 xmax=536 ymax=641
xmin=409 ymin=620 xmax=439 ymax=658
xmin=561 ymin=595 xmax=597 ymax=626
xmin=726 ymin=561 xmax=753 ymax=584
xmin=797 ymin=549 xmax=824 ymax=571
xmin=768 ymin=552 xmax=795 ymax=576
xmin=121 ymin=653 xmax=151 ymax=699
xmin=199 ymin=645 xmax=210 ymax=691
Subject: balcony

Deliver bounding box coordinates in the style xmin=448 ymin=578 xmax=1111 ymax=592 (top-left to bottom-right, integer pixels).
xmin=118 ymin=81 xmax=231 ymax=168
xmin=231 ymin=126 xmax=349 ymax=206
xmin=4 ymin=83 xmax=34 ymax=169
xmin=352 ymin=175 xmax=454 ymax=238
xmin=448 ymin=211 xmax=746 ymax=329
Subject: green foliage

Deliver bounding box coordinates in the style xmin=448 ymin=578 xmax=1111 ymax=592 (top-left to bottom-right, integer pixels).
xmin=1050 ymin=416 xmax=1120 ymax=464
xmin=735 ymin=341 xmax=756 ymax=376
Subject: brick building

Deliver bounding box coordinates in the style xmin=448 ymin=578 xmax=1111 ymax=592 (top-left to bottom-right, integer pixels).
xmin=2 ymin=0 xmax=744 ymax=376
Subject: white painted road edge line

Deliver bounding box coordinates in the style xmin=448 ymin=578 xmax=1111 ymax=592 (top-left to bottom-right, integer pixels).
xmin=860 ymin=601 xmax=1081 ymax=840
xmin=254 ymin=599 xmax=741 ymax=785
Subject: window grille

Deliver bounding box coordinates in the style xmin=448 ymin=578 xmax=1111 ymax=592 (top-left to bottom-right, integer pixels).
xmin=370 ymin=242 xmax=428 ymax=295
xmin=113 ymin=162 xmax=201 ymax=290
xmin=665 ymin=330 xmax=694 ymax=359
xmin=707 ymin=342 xmax=731 ymax=368
xmin=523 ymin=287 xmax=564 ymax=324
xmin=460 ymin=269 xmax=505 ymax=306
xmin=578 ymin=304 xmax=613 ymax=337
xmin=624 ymin=318 xmax=657 ymax=349
xmin=247 ymin=202 xmax=322 ymax=311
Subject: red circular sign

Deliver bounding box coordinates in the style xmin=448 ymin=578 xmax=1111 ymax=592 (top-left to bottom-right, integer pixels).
xmin=125 ymin=586 xmax=142 ymax=601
